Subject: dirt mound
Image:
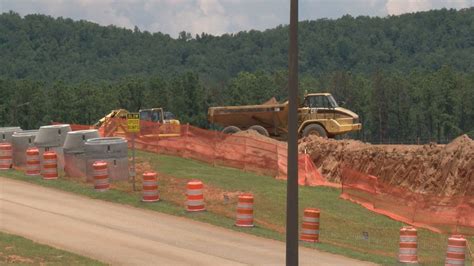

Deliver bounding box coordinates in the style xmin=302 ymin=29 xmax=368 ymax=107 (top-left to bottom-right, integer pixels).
xmin=233 ymin=129 xmax=282 ymax=145
xmin=299 ymin=135 xmax=474 ymax=196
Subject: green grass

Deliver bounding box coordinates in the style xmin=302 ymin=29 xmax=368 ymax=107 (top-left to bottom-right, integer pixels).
xmin=2 ymin=150 xmax=473 ymax=265
xmin=0 ymin=231 xmax=105 ymax=265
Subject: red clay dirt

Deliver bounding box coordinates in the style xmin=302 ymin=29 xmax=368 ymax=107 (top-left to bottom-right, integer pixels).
xmin=298 ymin=134 xmax=474 ymax=196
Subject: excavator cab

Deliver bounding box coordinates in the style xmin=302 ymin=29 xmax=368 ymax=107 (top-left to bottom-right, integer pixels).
xmin=139 ymin=108 xmax=164 ymax=123
xmin=139 ymin=108 xmax=180 ymax=137
xmin=96 ymin=108 xmax=180 ymax=137
xmin=139 ymin=108 xmax=180 ymax=125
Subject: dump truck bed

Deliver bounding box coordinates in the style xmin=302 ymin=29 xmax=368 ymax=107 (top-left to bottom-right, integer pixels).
xmin=208 ymin=102 xmax=288 ymax=130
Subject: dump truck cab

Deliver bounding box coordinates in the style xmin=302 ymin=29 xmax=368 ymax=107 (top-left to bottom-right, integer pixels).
xmin=298 ymin=93 xmax=361 ymax=137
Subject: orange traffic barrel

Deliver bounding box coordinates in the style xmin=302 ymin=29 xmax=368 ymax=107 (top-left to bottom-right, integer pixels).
xmin=445 ymin=235 xmax=466 ymax=266
xmin=300 ymin=208 xmax=320 ymax=243
xmin=0 ymin=142 xmax=13 ymax=170
xmin=142 ymin=171 xmax=159 ymax=202
xmin=398 ymin=226 xmax=418 ymax=264
xmin=186 ymin=180 xmax=205 ymax=212
xmin=93 ymin=161 xmax=110 ymax=191
xmin=26 ymin=147 xmax=40 ymax=176
xmin=235 ymin=193 xmax=254 ymax=227
xmin=42 ymin=151 xmax=58 ymax=180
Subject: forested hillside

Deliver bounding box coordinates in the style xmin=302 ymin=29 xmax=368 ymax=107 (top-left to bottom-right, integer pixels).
xmin=0 ymin=8 xmax=473 ymax=143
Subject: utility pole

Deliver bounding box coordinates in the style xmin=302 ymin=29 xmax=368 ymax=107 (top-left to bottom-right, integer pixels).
xmin=286 ymin=0 xmax=299 ymax=265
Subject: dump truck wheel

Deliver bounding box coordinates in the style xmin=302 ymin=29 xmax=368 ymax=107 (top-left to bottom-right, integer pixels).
xmin=303 ymin=124 xmax=327 ymax=138
xmin=222 ymin=126 xmax=241 ymax=134
xmin=249 ymin=125 xmax=270 ymax=137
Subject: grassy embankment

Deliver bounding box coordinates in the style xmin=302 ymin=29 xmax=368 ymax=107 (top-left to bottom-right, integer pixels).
xmin=2 ymin=150 xmax=473 ymax=265
xmin=0 ymin=231 xmax=104 ymax=265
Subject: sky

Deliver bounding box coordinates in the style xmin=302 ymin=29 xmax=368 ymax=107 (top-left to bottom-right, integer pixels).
xmin=0 ymin=0 xmax=472 ymax=37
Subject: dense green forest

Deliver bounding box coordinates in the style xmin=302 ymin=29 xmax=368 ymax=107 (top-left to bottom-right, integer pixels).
xmin=0 ymin=8 xmax=473 ymax=143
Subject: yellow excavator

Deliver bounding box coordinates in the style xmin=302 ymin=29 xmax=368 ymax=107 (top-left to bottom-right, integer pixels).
xmin=94 ymin=108 xmax=180 ymax=137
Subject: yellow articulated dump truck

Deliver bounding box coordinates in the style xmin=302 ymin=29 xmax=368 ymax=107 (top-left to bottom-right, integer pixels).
xmin=208 ymin=93 xmax=361 ymax=139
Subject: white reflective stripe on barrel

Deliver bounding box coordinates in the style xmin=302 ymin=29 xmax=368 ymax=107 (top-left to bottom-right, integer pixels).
xmin=187 ymin=189 xmax=203 ymax=195
xmin=94 ymin=168 xmax=108 ymax=177
xmin=303 ymin=217 xmax=319 ymax=223
xmin=445 ymin=259 xmax=465 ymax=265
xmin=447 ymin=246 xmax=465 ymax=253
xmin=187 ymin=200 xmax=204 ymax=206
xmin=236 ymin=214 xmax=253 ymax=219
xmin=0 ymin=149 xmax=12 ymax=156
xmin=43 ymin=168 xmax=57 ymax=174
xmin=302 ymin=229 xmax=320 ymax=235
xmin=237 ymin=203 xmax=253 ymax=209
xmin=400 ymin=236 xmax=417 ymax=242
xmin=399 ymin=248 xmax=417 ymax=255
xmin=28 ymin=164 xmax=40 ymax=170
xmin=143 ymin=190 xmax=159 ymax=196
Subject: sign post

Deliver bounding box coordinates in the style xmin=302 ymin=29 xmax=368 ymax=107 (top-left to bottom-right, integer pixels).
xmin=127 ymin=113 xmax=140 ymax=191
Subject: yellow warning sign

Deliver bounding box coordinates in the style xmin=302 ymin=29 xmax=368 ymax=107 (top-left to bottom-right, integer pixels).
xmin=127 ymin=113 xmax=140 ymax=133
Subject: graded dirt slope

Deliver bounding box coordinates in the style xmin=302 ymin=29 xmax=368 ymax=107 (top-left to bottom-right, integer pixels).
xmin=299 ymin=135 xmax=474 ymax=196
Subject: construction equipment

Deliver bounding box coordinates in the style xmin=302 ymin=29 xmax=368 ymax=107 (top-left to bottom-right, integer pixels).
xmin=95 ymin=108 xmax=180 ymax=137
xmin=138 ymin=108 xmax=180 ymax=137
xmin=208 ymin=93 xmax=361 ymax=138
xmin=94 ymin=109 xmax=129 ymax=129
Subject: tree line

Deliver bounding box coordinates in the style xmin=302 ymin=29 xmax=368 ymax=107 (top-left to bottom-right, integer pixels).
xmin=0 ymin=8 xmax=473 ymax=142
xmin=1 ymin=8 xmax=473 ymax=82
xmin=1 ymin=66 xmax=473 ymax=142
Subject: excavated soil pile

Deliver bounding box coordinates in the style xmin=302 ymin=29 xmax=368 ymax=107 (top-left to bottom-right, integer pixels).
xmin=233 ymin=129 xmax=283 ymax=145
xmin=299 ymin=135 xmax=474 ymax=196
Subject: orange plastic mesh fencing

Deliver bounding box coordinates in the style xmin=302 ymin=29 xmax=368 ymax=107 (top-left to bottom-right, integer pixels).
xmin=60 ymin=119 xmax=474 ymax=235
xmin=98 ymin=118 xmax=327 ymax=186
xmin=341 ymin=166 xmax=474 ymax=235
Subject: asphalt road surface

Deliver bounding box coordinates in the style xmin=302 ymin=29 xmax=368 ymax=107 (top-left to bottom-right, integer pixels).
xmin=0 ymin=177 xmax=374 ymax=265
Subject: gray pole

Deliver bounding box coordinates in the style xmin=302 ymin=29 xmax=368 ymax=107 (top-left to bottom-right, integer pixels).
xmin=286 ymin=0 xmax=299 ymax=265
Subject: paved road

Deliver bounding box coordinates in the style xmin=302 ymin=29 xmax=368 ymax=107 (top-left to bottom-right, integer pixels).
xmin=0 ymin=177 xmax=374 ymax=265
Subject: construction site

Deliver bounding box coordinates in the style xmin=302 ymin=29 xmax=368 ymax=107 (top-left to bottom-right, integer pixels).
xmin=1 ymin=86 xmax=473 ymax=266
xmin=1 ymin=114 xmax=473 ymax=264
xmin=1 ymin=3 xmax=474 ymax=266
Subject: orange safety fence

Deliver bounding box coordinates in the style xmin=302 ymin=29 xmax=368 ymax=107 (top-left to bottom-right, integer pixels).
xmin=341 ymin=166 xmax=474 ymax=235
xmin=97 ymin=118 xmax=328 ymax=187
xmin=55 ymin=120 xmax=473 ymax=235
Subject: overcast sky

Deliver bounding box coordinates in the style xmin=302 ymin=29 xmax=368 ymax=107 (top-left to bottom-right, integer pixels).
xmin=0 ymin=0 xmax=472 ymax=37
